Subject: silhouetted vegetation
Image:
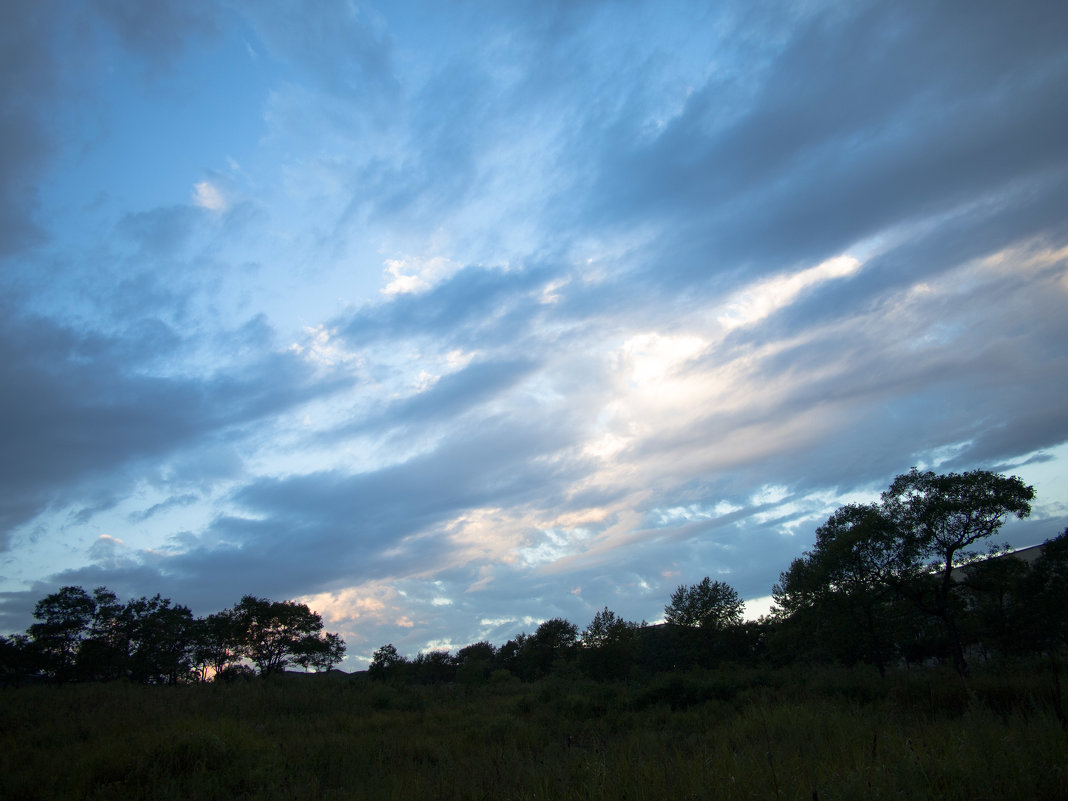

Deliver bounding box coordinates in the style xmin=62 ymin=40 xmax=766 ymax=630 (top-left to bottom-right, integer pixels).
xmin=1 ymin=591 xmax=344 ymax=685
xmin=2 ymin=663 xmax=1066 ymax=800
xmin=2 ymin=469 xmax=1066 ymax=798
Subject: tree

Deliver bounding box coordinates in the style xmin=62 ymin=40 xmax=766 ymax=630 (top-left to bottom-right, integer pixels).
xmin=231 ymin=596 xmax=336 ymax=676
xmin=28 ymin=586 xmax=97 ymax=681
xmin=412 ymin=650 xmax=455 ymax=684
xmin=882 ymin=468 xmax=1034 ymax=675
xmin=75 ymin=587 xmax=129 ymax=681
xmin=955 ymin=551 xmax=1031 ymax=658
xmin=525 ymin=618 xmax=579 ymax=678
xmin=455 ymin=641 xmax=496 ymax=683
xmin=123 ymin=595 xmax=197 ymax=684
xmin=496 ymin=634 xmax=528 ymax=679
xmin=294 ymin=631 xmax=347 ymax=673
xmin=664 ymin=577 xmax=743 ymax=630
xmin=0 ymin=634 xmax=34 ymax=685
xmin=1015 ymin=529 xmax=1068 ymax=655
xmin=369 ymin=643 xmax=407 ymax=681
xmin=581 ymin=607 xmax=641 ymax=680
xmin=192 ymin=609 xmax=242 ymax=680
xmin=807 ymin=503 xmax=903 ymax=675
xmin=769 ymin=556 xmax=841 ymax=666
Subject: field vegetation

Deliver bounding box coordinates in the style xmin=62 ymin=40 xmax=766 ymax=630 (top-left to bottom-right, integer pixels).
xmin=1 ymin=663 xmax=1066 ymax=800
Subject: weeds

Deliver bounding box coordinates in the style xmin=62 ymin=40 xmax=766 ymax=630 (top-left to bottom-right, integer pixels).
xmin=1 ymin=665 xmax=1065 ymax=800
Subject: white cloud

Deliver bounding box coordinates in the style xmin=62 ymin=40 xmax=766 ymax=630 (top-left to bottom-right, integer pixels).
xmin=381 ymin=255 xmax=462 ymax=295
xmin=716 ymin=255 xmax=862 ymax=330
xmin=618 ymin=332 xmax=707 ymax=385
xmin=519 ymin=527 xmax=592 ymax=568
xmin=288 ymin=325 xmax=361 ymax=369
xmin=750 ymin=484 xmax=791 ymax=506
xmin=192 ymin=180 xmax=227 ymax=211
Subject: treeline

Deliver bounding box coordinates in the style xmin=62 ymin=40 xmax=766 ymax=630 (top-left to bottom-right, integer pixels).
xmin=366 ymin=589 xmax=767 ymax=685
xmin=0 ymin=591 xmax=345 ymax=685
xmin=368 ymin=469 xmax=1067 ymax=685
xmin=3 ymin=469 xmax=1066 ymax=688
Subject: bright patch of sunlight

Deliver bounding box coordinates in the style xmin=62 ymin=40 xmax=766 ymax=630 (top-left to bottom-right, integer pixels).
xmin=717 ymin=254 xmax=862 ymax=330
xmin=744 ymin=594 xmax=775 ymax=621
xmin=619 ymin=332 xmax=707 ymax=385
xmin=381 ymin=254 xmax=462 ymax=295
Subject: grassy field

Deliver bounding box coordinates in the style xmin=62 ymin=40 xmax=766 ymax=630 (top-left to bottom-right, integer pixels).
xmin=1 ymin=665 xmax=1066 ymax=800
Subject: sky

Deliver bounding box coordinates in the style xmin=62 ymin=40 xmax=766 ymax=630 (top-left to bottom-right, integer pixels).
xmin=2 ymin=0 xmax=1067 ymax=668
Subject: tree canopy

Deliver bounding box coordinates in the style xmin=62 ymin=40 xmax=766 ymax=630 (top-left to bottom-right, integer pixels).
xmin=6 ymin=588 xmax=345 ymax=684
xmin=664 ymin=577 xmax=744 ymax=630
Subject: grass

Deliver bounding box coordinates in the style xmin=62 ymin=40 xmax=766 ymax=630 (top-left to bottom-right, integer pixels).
xmin=1 ymin=665 xmax=1065 ymax=800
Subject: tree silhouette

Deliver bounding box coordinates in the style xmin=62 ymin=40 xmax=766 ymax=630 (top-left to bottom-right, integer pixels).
xmin=664 ymin=578 xmax=743 ymax=630
xmin=28 ymin=586 xmax=97 ymax=681
xmin=232 ymin=596 xmax=330 ymax=676
xmin=369 ymin=643 xmax=407 ymax=681
xmin=882 ymin=468 xmax=1034 ymax=675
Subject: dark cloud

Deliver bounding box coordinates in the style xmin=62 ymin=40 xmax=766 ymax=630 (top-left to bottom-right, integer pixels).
xmin=342 ymin=264 xmax=557 ymax=347
xmin=88 ymin=0 xmax=218 ymax=67
xmin=0 ymin=2 xmax=62 ymax=258
xmin=333 ymin=357 xmax=540 ymax=439
xmin=115 ymin=205 xmax=206 ymax=255
xmin=238 ymin=410 xmax=582 ymax=545
xmin=0 ymin=309 xmax=339 ymax=546
xmin=586 ymin=0 xmax=1068 ymax=286
xmin=0 ymin=1 xmax=225 ymax=261
xmin=129 ymin=494 xmax=199 ymax=523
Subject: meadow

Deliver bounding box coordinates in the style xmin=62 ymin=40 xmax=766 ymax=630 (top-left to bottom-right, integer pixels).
xmin=2 ymin=664 xmax=1066 ymax=800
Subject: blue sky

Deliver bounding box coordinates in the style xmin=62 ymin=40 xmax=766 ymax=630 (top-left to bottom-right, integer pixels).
xmin=2 ymin=0 xmax=1067 ymax=667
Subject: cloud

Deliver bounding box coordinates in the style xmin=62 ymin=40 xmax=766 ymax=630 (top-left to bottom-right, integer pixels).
xmin=0 ymin=308 xmax=340 ymax=548
xmin=0 ymin=2 xmax=63 ymax=257
xmin=192 ymin=181 xmax=227 ymax=212
xmin=584 ymin=1 xmax=1068 ymax=287
xmin=237 ymin=0 xmax=395 ymax=101
xmin=117 ymin=205 xmax=205 ymax=253
xmin=716 ymin=255 xmax=862 ymax=331
xmin=88 ymin=0 xmax=217 ymax=67
xmin=382 ymin=255 xmax=463 ymax=296
xmin=342 ymin=264 xmax=559 ymax=348
xmin=332 ymin=357 xmax=540 ymax=439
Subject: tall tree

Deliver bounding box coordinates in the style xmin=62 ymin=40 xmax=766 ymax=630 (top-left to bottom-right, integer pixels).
xmin=27 ymin=586 xmax=96 ymax=681
xmin=580 ymin=607 xmax=641 ymax=680
xmin=294 ymin=632 xmax=347 ymax=673
xmin=192 ymin=609 xmax=242 ymax=680
xmin=664 ymin=577 xmax=743 ymax=630
xmin=454 ymin=641 xmax=496 ymax=683
xmin=881 ymin=468 xmax=1034 ymax=675
xmin=124 ymin=595 xmax=197 ymax=684
xmin=231 ymin=596 xmax=331 ymax=676
xmin=76 ymin=587 xmax=129 ymax=681
xmin=524 ymin=618 xmax=579 ymax=678
xmin=809 ymin=503 xmax=902 ymax=675
xmin=369 ymin=643 xmax=407 ymax=681
xmin=1015 ymin=529 xmax=1068 ymax=655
